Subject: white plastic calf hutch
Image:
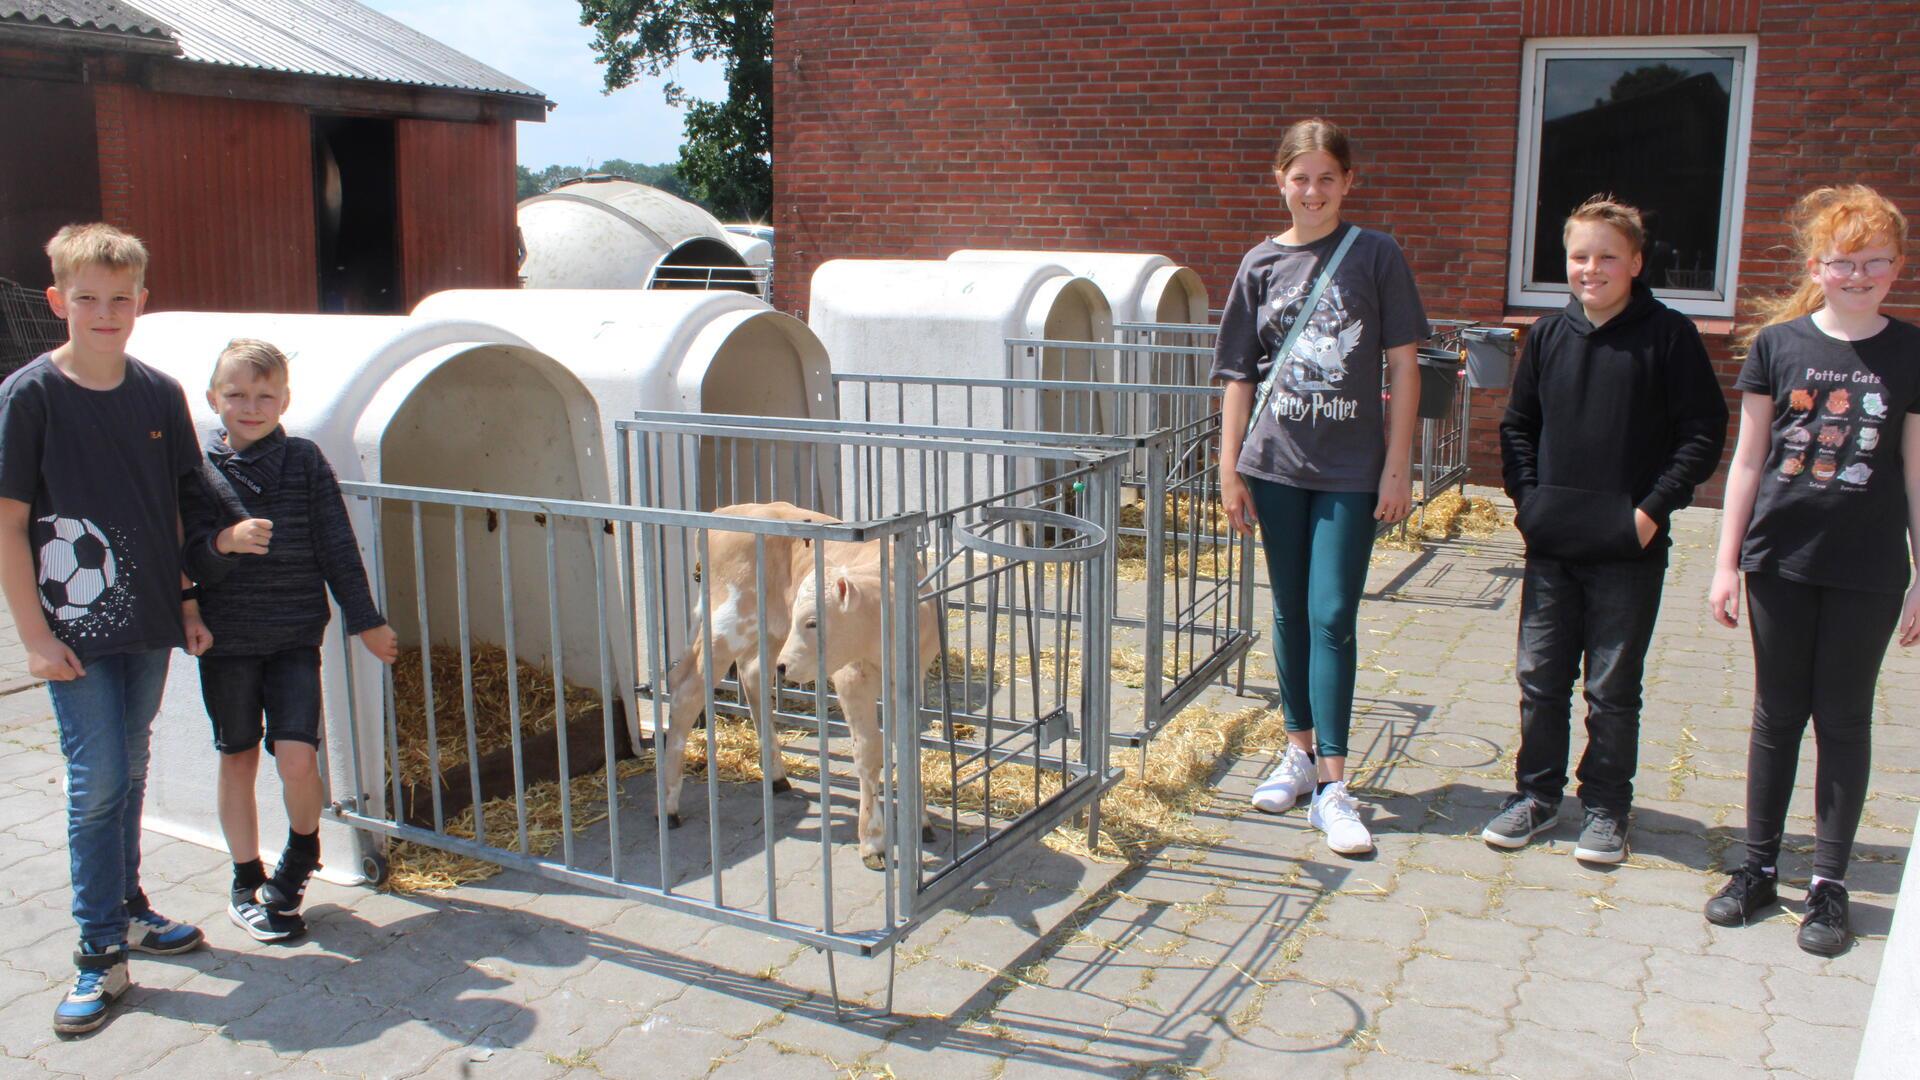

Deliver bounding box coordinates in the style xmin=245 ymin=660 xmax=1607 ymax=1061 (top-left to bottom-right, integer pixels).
xmin=809 ymin=258 xmax=1113 ymax=431
xmin=518 ymin=177 xmax=756 ymax=294
xmin=947 ymin=249 xmax=1207 ymax=327
xmin=412 ymin=288 xmax=837 ymax=674
xmin=128 ymin=312 xmax=629 ymax=883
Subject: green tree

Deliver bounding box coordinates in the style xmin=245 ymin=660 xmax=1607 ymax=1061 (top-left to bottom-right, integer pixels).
xmin=577 ymin=0 xmax=772 ymax=222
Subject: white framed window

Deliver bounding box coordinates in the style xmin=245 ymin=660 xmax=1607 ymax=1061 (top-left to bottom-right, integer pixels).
xmin=1508 ymin=36 xmax=1759 ymax=317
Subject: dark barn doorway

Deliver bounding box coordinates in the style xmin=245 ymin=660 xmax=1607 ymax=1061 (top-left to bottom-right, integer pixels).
xmin=312 ymin=115 xmax=400 ymax=313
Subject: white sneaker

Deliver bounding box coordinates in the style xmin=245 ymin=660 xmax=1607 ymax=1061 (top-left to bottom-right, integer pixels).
xmin=1309 ymin=781 xmax=1374 ymax=855
xmin=1251 ymin=745 xmax=1314 ymax=813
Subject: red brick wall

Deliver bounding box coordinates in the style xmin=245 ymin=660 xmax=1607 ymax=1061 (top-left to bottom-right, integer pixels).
xmin=774 ymin=0 xmax=1920 ymax=508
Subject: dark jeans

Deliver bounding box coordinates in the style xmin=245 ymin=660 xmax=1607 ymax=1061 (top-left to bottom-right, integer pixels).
xmin=47 ymin=649 xmax=172 ymax=949
xmin=1514 ymin=554 xmax=1667 ymax=815
xmin=1743 ymin=572 xmax=1900 ymax=880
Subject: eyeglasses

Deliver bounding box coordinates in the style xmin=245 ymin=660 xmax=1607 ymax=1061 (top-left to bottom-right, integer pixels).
xmin=1819 ymin=257 xmax=1898 ymax=278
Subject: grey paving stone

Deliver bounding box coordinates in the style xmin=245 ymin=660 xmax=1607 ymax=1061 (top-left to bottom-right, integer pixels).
xmin=1281 ymin=932 xmax=1405 ymax=996
xmin=1495 ymin=883 xmax=1607 ymax=935
xmin=1627 ymin=1052 xmax=1773 ymax=1080
xmin=30 ymin=1000 xmax=206 ymax=1077
xmin=1642 ymin=951 xmax=1770 ymax=1011
xmin=404 ymin=1043 xmax=567 ymax=1080
xmin=1387 ymin=868 xmax=1494 ymax=916
xmin=1763 ymin=966 xmax=1874 ymax=1027
xmin=1510 ymin=971 xmax=1643 ymax=1039
xmin=1591 ymin=903 xmax=1713 ymax=953
xmin=1415 ymin=909 xmax=1533 ymax=966
xmin=1367 ymin=999 xmax=1505 ymax=1069
xmin=1764 ymin=1014 xmax=1865 ymax=1080
xmin=598 ymin=1012 xmax=751 ymax=1077
xmin=1523 ymin=927 xmax=1650 ymax=991
xmin=1395 ymin=954 xmax=1521 ymax=1017
xmin=1632 ymin=997 xmax=1772 ymax=1065
xmin=1492 ymin=1017 xmax=1639 ymax=1080
xmin=295 ymin=1014 xmax=468 ymax=1080
xmin=118 ymin=1036 xmax=290 ymax=1080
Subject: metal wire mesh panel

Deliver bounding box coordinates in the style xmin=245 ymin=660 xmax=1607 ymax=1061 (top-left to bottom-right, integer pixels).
xmin=0 ymin=278 xmax=63 ymax=378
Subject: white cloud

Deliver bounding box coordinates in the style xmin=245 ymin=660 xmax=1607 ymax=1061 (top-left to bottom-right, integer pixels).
xmin=358 ymin=0 xmax=727 ymax=168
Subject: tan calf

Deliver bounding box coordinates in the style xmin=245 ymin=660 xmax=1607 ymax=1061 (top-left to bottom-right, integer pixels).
xmin=775 ymin=541 xmax=942 ymax=869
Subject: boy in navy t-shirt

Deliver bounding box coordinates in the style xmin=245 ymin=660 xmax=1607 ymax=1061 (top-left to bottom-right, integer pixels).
xmin=0 ymin=224 xmax=213 ymax=1035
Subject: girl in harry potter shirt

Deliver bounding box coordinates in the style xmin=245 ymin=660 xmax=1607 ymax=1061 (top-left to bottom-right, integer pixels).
xmin=1212 ymin=118 xmax=1429 ymax=856
xmin=1706 ymin=186 xmax=1920 ymax=956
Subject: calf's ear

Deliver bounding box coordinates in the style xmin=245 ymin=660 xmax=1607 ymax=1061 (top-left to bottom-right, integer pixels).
xmin=833 ymin=568 xmax=859 ymax=611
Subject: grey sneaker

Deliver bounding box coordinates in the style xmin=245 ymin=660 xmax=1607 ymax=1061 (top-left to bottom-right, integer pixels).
xmin=1574 ymin=808 xmax=1628 ymax=864
xmin=1481 ymin=794 xmax=1558 ymax=849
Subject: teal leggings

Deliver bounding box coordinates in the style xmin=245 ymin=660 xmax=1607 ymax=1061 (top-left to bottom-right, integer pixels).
xmin=1246 ymin=477 xmax=1376 ymax=759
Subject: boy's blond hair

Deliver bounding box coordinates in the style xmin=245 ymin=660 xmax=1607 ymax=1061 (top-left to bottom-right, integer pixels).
xmin=211 ymin=338 xmax=290 ymax=388
xmin=45 ymin=223 xmax=149 ymax=290
xmin=1562 ymin=195 xmax=1646 ymax=256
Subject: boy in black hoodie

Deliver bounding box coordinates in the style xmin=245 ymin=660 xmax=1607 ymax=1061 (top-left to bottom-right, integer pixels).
xmin=1481 ymin=197 xmax=1728 ymax=863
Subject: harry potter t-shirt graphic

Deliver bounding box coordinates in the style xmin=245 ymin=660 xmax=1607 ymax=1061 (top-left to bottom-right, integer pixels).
xmin=1737 ymin=315 xmax=1920 ymax=595
xmin=1212 ymin=223 xmax=1428 ymax=493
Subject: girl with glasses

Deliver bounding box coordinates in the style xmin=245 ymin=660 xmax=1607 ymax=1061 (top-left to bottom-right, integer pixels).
xmin=1706 ymin=185 xmax=1920 ymax=955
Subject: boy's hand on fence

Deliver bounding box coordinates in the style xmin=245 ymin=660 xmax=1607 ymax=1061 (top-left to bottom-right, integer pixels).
xmin=217 ymin=518 xmax=273 ymax=556
xmin=181 ymin=602 xmax=213 ymax=656
xmin=1708 ymin=567 xmax=1741 ymax=628
xmin=1220 ymin=472 xmax=1257 ymax=536
xmin=359 ymin=624 xmax=399 ymax=664
xmin=24 ymin=630 xmax=84 ymax=681
xmin=1899 ymin=585 xmax=1919 ymax=647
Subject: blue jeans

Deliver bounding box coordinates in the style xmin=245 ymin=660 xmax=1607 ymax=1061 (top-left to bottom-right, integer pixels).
xmin=48 ymin=649 xmax=171 ymax=949
xmin=1513 ymin=555 xmax=1666 ymax=815
xmin=1246 ymin=478 xmax=1377 ymax=759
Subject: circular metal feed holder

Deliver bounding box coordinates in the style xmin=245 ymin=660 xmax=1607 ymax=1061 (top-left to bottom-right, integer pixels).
xmin=953 ymin=505 xmax=1108 ymax=563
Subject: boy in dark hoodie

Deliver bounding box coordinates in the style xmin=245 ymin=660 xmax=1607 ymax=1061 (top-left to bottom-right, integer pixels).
xmin=1481 ymin=197 xmax=1728 ymax=863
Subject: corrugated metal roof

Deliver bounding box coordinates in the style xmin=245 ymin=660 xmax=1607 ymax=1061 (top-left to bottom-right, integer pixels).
xmin=0 ymin=0 xmax=174 ymax=40
xmin=125 ymin=0 xmax=547 ymax=101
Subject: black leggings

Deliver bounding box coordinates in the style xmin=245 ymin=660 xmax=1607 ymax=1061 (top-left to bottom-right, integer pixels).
xmin=1742 ymin=572 xmax=1901 ymax=880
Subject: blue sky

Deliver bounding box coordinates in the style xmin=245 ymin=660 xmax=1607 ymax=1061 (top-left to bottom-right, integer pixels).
xmin=359 ymin=0 xmax=726 ymax=169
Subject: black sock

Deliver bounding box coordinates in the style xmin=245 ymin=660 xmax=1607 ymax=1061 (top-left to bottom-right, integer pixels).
xmin=1315 ymin=780 xmax=1333 ymax=795
xmin=233 ymin=859 xmax=266 ymax=898
xmin=286 ymin=827 xmax=320 ymax=859
xmin=1305 ymin=749 xmax=1316 ymax=763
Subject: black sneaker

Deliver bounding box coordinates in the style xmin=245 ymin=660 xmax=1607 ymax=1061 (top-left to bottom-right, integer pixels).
xmin=1574 ymin=808 xmax=1628 ymax=863
xmin=1797 ymin=881 xmax=1851 ymax=957
xmin=1705 ymin=866 xmax=1778 ymax=927
xmin=1481 ymin=794 xmax=1559 ymax=849
xmin=229 ymin=895 xmax=306 ymax=943
xmin=258 ymin=849 xmax=321 ymax=917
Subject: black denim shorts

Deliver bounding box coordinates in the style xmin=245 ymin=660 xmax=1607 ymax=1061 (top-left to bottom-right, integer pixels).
xmin=198 ymin=647 xmax=323 ymax=755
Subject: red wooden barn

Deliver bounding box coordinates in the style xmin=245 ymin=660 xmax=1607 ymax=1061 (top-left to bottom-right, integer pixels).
xmin=771 ymin=1 xmax=1920 ymax=503
xmin=0 ymin=0 xmax=547 ymax=318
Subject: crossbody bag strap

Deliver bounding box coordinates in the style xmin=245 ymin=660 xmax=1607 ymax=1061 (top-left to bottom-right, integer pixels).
xmin=1246 ymin=225 xmax=1362 ymax=442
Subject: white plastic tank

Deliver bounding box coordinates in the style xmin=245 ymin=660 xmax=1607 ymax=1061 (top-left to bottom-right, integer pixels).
xmin=128 ymin=313 xmax=631 ymax=882
xmin=518 ymin=176 xmax=754 ymax=293
xmin=413 ymin=288 xmax=837 ymax=687
xmin=948 ymin=250 xmax=1208 ymax=326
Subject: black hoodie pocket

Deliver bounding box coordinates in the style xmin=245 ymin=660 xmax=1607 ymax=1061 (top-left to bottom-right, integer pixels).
xmin=1515 ymin=485 xmax=1644 ymax=563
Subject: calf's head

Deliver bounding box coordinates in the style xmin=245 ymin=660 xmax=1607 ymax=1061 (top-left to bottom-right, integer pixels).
xmin=775 ymin=564 xmax=888 ymax=684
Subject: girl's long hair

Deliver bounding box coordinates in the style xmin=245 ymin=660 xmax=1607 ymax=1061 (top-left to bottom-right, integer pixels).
xmin=1737 ymin=185 xmax=1907 ymax=355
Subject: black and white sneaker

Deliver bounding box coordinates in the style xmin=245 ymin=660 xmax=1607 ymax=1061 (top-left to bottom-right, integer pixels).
xmin=1574 ymin=808 xmax=1628 ymax=864
xmin=1797 ymin=881 xmax=1851 ymax=957
xmin=229 ymin=895 xmax=305 ymax=943
xmin=258 ymin=849 xmax=320 ymax=917
xmin=1481 ymin=794 xmax=1559 ymax=849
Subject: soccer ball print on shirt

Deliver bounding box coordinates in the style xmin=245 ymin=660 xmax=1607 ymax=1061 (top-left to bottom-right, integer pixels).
xmin=33 ymin=515 xmax=132 ymax=634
